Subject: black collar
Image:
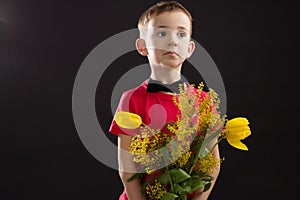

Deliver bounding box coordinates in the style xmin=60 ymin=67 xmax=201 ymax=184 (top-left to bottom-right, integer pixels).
xmin=146 ymin=78 xmax=185 ymax=94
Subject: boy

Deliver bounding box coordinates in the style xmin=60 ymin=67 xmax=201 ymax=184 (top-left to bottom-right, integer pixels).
xmin=109 ymin=1 xmax=220 ymax=200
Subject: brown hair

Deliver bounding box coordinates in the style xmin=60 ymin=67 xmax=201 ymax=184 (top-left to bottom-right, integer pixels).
xmin=138 ymin=1 xmax=193 ymax=38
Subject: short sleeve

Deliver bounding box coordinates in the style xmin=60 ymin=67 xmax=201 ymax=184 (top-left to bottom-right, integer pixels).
xmin=109 ymin=90 xmax=138 ymax=136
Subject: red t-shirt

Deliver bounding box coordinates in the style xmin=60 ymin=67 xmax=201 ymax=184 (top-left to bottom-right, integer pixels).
xmin=109 ymin=80 xmax=180 ymax=136
xmin=109 ymin=80 xmax=202 ymax=200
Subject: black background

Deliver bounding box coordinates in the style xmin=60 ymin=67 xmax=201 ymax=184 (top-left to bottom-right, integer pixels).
xmin=0 ymin=0 xmax=298 ymax=199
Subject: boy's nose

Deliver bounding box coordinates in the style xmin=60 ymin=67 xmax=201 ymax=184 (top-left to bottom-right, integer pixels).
xmin=167 ymin=33 xmax=178 ymax=47
xmin=168 ymin=41 xmax=178 ymax=47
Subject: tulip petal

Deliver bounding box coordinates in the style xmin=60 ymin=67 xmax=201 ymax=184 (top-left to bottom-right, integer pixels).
xmin=227 ymin=139 xmax=249 ymax=151
xmin=114 ymin=111 xmax=142 ymax=129
xmin=226 ymin=117 xmax=249 ymax=129
xmin=227 ymin=126 xmax=250 ymax=133
xmin=225 ymin=129 xmax=251 ymax=141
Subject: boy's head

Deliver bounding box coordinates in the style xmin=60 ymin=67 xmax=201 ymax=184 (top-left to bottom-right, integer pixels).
xmin=136 ymin=1 xmax=195 ymax=69
xmin=138 ymin=1 xmax=193 ymax=39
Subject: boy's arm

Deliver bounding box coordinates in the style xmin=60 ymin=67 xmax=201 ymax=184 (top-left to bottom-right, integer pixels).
xmin=192 ymin=138 xmax=221 ymax=200
xmin=118 ymin=134 xmax=145 ymax=200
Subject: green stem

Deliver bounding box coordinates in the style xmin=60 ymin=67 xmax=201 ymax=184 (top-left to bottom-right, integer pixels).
xmin=189 ymin=143 xmax=202 ymax=175
xmin=162 ymin=152 xmax=174 ymax=193
xmin=166 ymin=166 xmax=174 ymax=193
xmin=189 ymin=160 xmax=197 ymax=175
xmin=208 ymin=137 xmax=223 ymax=154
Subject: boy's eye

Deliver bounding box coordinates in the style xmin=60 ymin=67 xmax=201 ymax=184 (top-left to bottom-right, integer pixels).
xmin=157 ymin=32 xmax=167 ymax=37
xmin=178 ymin=32 xmax=187 ymax=38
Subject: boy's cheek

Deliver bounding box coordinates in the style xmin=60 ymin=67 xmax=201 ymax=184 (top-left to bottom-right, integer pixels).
xmin=177 ymin=47 xmax=190 ymax=58
xmin=146 ymin=41 xmax=168 ymax=51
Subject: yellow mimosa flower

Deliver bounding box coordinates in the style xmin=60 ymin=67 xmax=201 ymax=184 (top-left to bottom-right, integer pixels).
xmin=114 ymin=111 xmax=142 ymax=129
xmin=224 ymin=117 xmax=251 ymax=151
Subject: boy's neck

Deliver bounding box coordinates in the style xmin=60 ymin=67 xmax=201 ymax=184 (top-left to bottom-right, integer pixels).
xmin=150 ymin=65 xmax=182 ymax=84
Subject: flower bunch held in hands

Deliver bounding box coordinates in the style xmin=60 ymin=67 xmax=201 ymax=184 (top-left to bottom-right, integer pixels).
xmin=114 ymin=83 xmax=251 ymax=200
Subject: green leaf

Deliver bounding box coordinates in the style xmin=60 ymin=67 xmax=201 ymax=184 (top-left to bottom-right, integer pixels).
xmin=198 ymin=127 xmax=222 ymax=158
xmin=181 ymin=176 xmax=209 ymax=193
xmin=199 ymin=148 xmax=210 ymax=158
xmin=203 ymin=181 xmax=211 ymax=192
xmin=174 ymin=184 xmax=187 ymax=200
xmin=170 ymin=168 xmax=191 ymax=184
xmin=184 ymin=186 xmax=192 ymax=194
xmin=126 ymin=173 xmax=141 ymax=182
xmin=174 ymin=183 xmax=184 ymax=193
xmin=157 ymin=171 xmax=171 ymax=186
xmin=174 ymin=183 xmax=187 ymax=200
xmin=161 ymin=192 xmax=178 ymax=200
xmin=201 ymin=174 xmax=214 ymax=182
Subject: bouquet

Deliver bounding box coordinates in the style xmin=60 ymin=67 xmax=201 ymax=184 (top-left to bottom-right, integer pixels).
xmin=114 ymin=83 xmax=251 ymax=200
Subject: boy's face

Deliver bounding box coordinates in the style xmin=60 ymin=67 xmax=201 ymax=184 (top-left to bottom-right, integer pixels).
xmin=137 ymin=11 xmax=195 ymax=69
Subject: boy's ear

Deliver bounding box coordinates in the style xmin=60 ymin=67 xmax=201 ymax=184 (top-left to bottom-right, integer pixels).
xmin=186 ymin=40 xmax=195 ymax=58
xmin=136 ymin=38 xmax=148 ymax=56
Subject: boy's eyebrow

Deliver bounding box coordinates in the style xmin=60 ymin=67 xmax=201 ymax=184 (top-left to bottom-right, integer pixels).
xmin=156 ymin=25 xmax=189 ymax=31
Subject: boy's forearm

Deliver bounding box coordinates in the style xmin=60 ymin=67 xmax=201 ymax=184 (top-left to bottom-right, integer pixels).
xmin=120 ymin=172 xmax=145 ymax=200
xmin=118 ymin=135 xmax=145 ymax=200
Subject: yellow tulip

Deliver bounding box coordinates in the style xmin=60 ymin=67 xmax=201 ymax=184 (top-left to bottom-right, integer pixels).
xmin=224 ymin=117 xmax=251 ymax=151
xmin=225 ymin=117 xmax=249 ymax=128
xmin=114 ymin=111 xmax=142 ymax=129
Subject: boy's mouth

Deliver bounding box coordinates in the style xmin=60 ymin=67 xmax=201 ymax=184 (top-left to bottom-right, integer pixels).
xmin=163 ymin=51 xmax=178 ymax=56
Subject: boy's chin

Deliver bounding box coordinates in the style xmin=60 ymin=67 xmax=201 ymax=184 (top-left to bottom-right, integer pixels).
xmin=162 ymin=61 xmax=182 ymax=69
